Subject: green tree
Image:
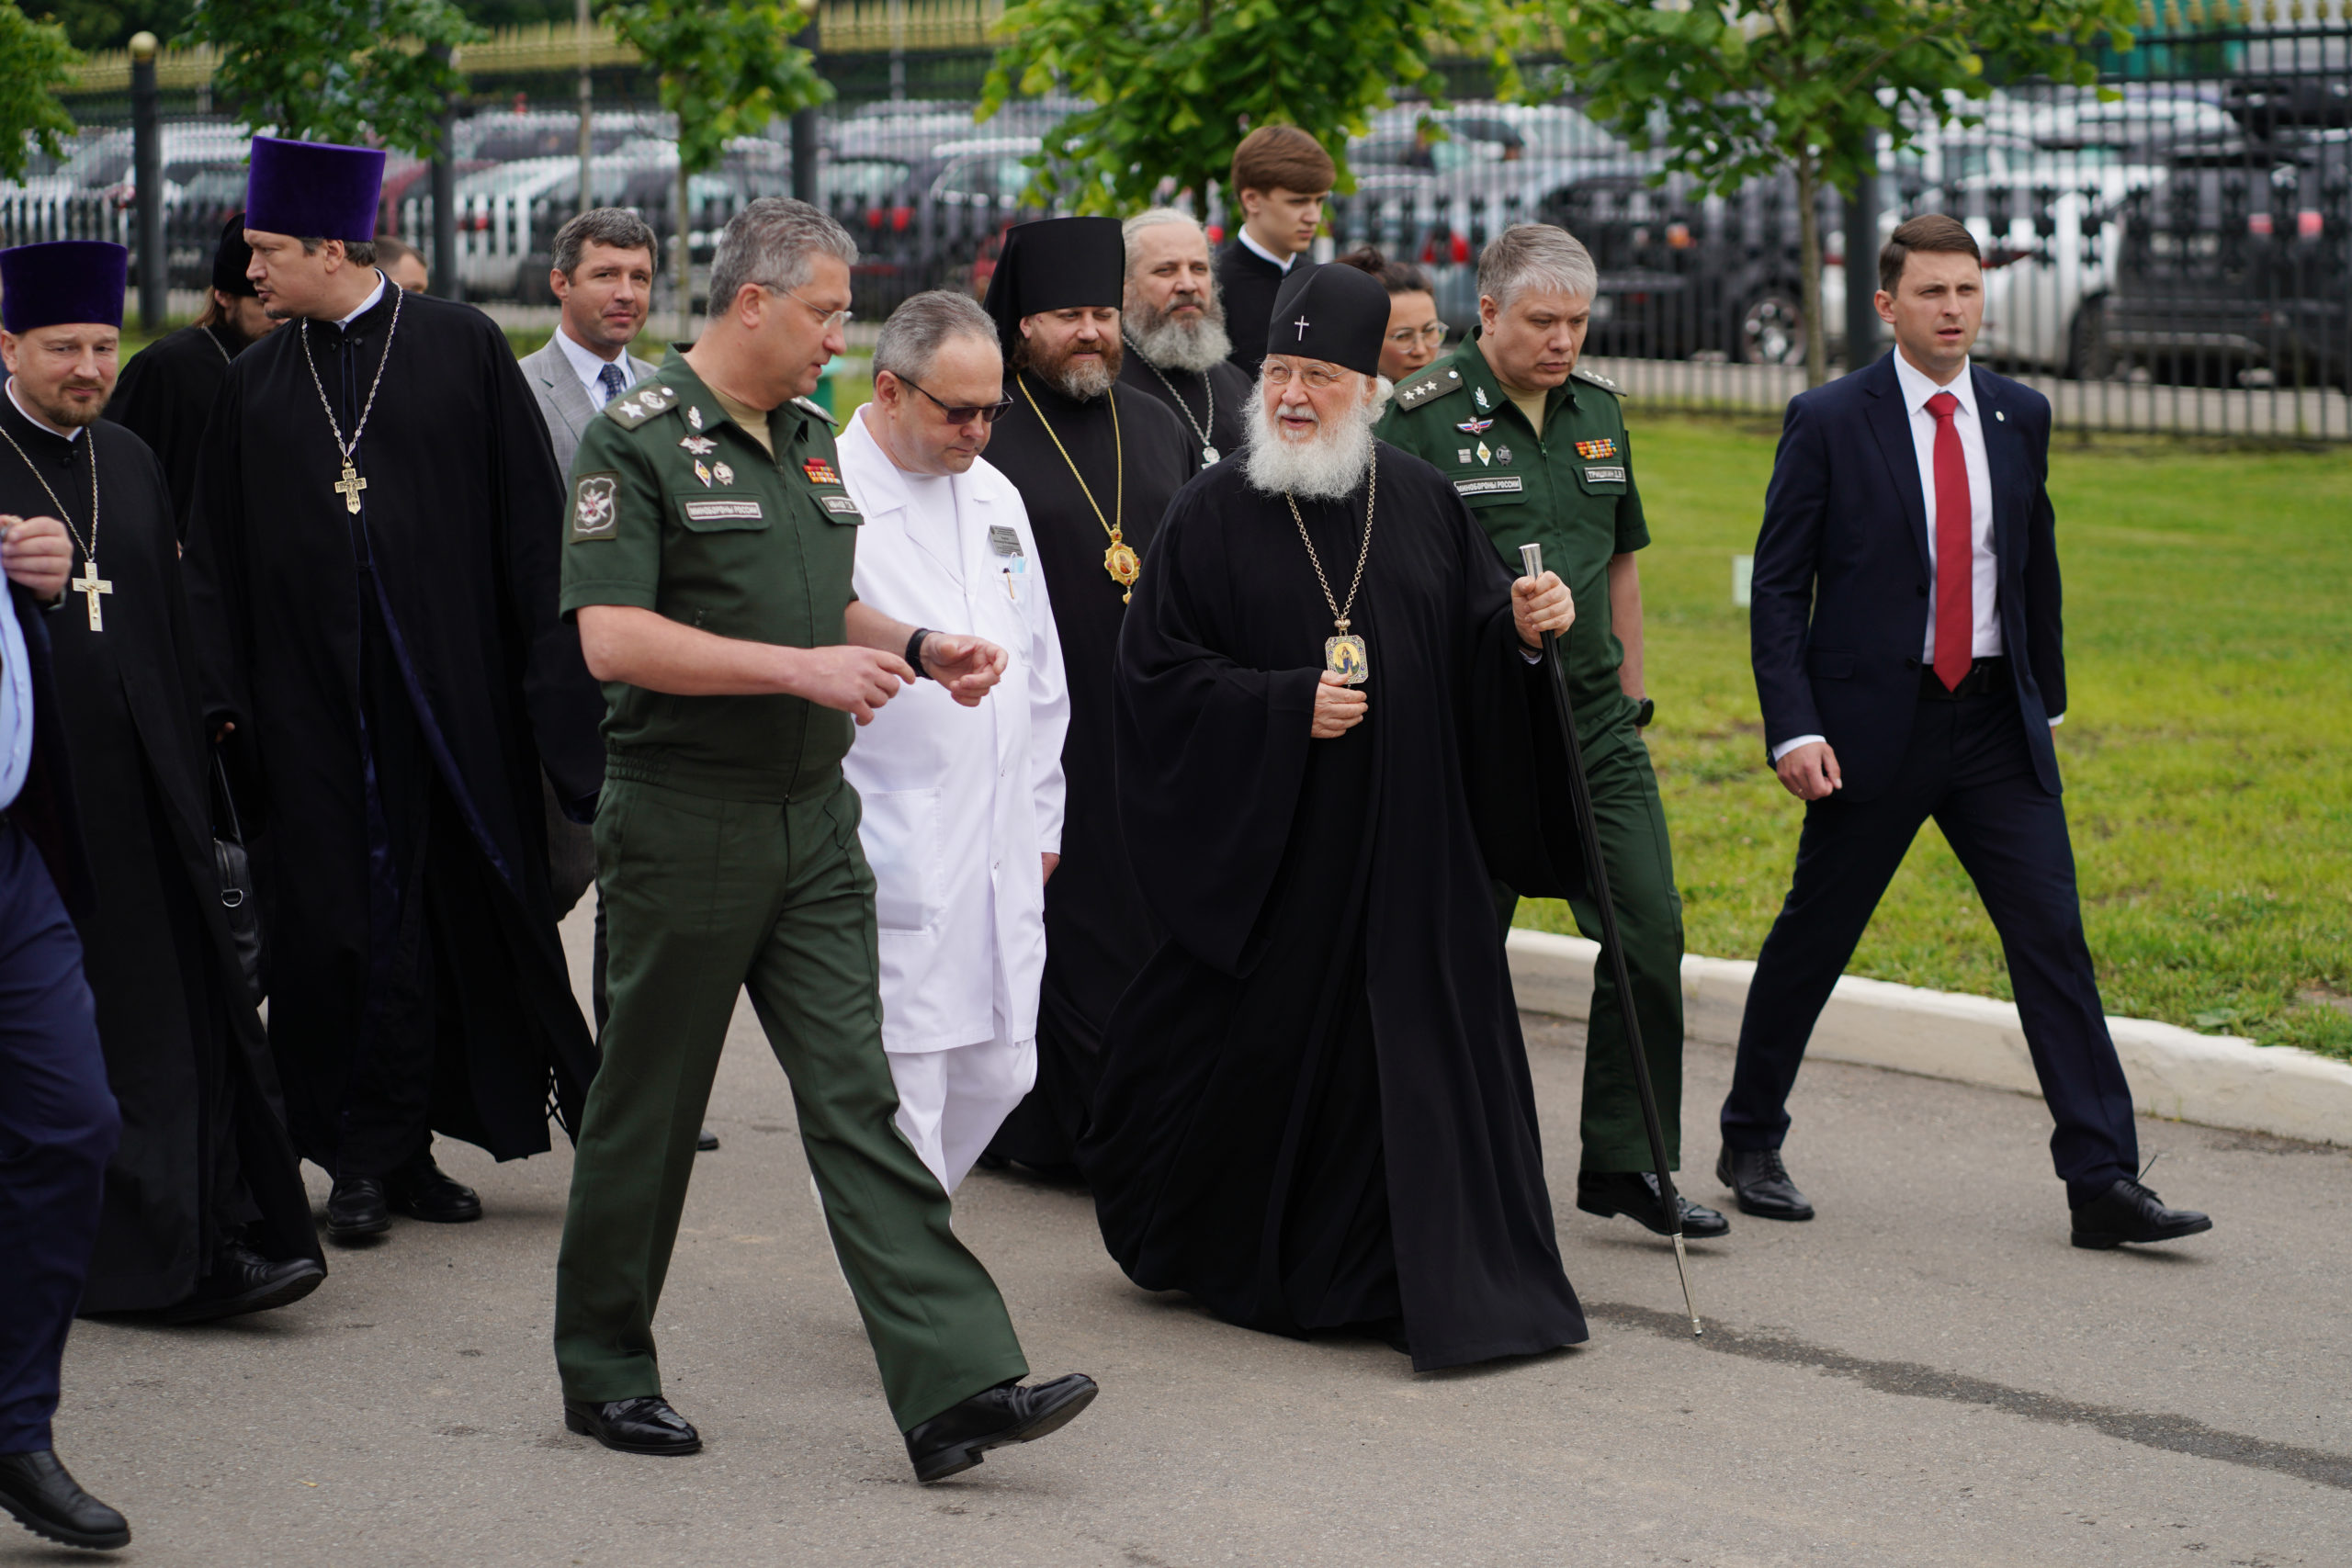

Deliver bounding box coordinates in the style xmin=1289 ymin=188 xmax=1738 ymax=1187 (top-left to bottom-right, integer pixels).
xmin=1548 ymin=0 xmax=2138 ymax=385
xmin=603 ymin=0 xmax=830 ymax=333
xmin=980 ymin=0 xmax=1532 ymax=213
xmin=0 ymin=0 xmax=77 ymax=181
xmin=183 ymin=0 xmax=481 ymax=156
xmin=41 ymin=0 xmax=184 ymax=54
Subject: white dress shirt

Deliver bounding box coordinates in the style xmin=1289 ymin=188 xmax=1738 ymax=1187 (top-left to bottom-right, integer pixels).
xmin=1771 ymin=351 xmax=2016 ymax=764
xmin=836 ymin=409 xmax=1070 ymax=1054
xmin=553 ymin=322 xmax=636 ymax=409
xmin=1236 ymin=225 xmax=1299 ymax=274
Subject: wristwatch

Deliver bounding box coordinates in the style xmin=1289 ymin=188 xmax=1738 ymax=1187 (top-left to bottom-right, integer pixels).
xmin=1633 ymin=696 xmax=1655 ymax=728
xmin=904 ymin=627 xmax=933 ymax=680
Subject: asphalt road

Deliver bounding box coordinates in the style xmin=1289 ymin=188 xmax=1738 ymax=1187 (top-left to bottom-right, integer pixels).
xmin=18 ymin=907 xmax=2352 ymax=1567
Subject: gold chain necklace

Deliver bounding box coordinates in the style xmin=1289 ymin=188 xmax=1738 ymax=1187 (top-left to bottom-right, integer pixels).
xmin=1282 ymin=457 xmax=1378 ymax=686
xmin=0 ymin=401 xmax=109 ymax=630
xmin=1015 ymin=371 xmax=1137 ymax=603
xmin=297 ymin=274 xmax=403 ymax=515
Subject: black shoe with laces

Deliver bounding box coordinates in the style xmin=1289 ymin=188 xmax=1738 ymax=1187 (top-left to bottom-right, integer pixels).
xmin=325 ymin=1175 xmax=390 ymax=1243
xmin=1716 ymin=1145 xmax=1816 ymax=1222
xmin=904 ymin=1374 xmax=1098 ymax=1483
xmin=0 ymin=1450 xmax=130 ymax=1551
xmin=385 ymin=1153 xmax=481 ymax=1224
xmin=1575 ymin=1170 xmax=1731 ymax=1239
xmin=158 ymin=1239 xmax=325 ymax=1325
xmin=2070 ymin=1178 xmax=2211 ymax=1249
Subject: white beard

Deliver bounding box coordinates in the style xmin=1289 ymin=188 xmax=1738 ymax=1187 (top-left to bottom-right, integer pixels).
xmin=1037 ymin=355 xmax=1115 ymax=400
xmin=1128 ymin=301 xmax=1232 ymax=375
xmin=1241 ymin=375 xmax=1393 ymax=502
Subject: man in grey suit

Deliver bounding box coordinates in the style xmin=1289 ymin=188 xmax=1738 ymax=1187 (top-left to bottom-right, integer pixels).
xmin=516 ymin=209 xmax=713 ymax=1144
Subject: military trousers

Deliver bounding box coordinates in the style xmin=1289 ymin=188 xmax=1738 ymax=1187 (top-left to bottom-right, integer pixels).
xmin=552 ymin=772 xmax=1029 ymax=1432
xmin=1497 ymin=716 xmax=1686 ymax=1171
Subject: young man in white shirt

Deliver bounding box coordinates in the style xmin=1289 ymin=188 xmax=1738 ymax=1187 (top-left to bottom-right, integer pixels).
xmin=836 ymin=290 xmax=1070 ymax=1192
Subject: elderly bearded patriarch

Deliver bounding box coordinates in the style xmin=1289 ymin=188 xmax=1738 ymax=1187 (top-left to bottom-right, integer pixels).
xmin=1079 ymin=264 xmax=1596 ymax=1369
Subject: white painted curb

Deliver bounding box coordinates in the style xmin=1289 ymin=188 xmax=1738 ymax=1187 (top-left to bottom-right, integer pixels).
xmin=1506 ymin=928 xmax=2352 ymax=1147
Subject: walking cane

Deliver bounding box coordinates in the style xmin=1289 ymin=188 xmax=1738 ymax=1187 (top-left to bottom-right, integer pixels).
xmin=1518 ymin=543 xmax=1702 ymax=1337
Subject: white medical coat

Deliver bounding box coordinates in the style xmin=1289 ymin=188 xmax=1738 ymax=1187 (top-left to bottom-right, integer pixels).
xmin=838 ymin=409 xmax=1070 ymax=1054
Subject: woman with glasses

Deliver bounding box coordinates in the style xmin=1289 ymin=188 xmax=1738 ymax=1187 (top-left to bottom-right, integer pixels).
xmin=1333 ymin=247 xmax=1447 ymax=384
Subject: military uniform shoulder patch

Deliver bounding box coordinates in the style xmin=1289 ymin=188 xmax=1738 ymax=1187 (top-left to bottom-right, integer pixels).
xmin=789 ymin=395 xmax=842 ymax=426
xmin=1394 ymin=366 xmax=1466 ymax=412
xmin=571 ymin=472 xmax=621 ymax=542
xmin=1571 ymin=366 xmax=1623 ymax=396
xmin=604 ymin=382 xmax=681 ymax=428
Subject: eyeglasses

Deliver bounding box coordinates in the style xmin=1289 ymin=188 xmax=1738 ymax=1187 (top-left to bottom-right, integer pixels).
xmin=1261 ymin=360 xmax=1346 ymax=390
xmin=1386 ymin=321 xmax=1448 ymax=347
xmin=771 ymin=285 xmax=854 ymax=333
xmin=900 ymin=376 xmax=1016 ymax=425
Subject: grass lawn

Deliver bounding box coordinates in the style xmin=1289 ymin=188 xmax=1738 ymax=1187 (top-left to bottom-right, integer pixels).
xmin=1512 ymin=412 xmax=2352 ymax=1060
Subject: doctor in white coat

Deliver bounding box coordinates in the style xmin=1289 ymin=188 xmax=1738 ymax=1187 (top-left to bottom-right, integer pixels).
xmin=839 ymin=290 xmax=1071 ymax=1193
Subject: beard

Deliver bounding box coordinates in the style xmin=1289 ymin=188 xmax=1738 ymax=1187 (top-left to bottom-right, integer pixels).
xmin=1018 ymin=332 xmax=1122 ymax=400
xmin=1125 ymin=290 xmax=1231 ymax=375
xmin=1241 ymin=373 xmax=1393 ymax=502
xmin=23 ymin=381 xmax=107 ymax=431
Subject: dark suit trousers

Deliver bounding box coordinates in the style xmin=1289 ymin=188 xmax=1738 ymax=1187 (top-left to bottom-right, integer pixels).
xmin=0 ymin=822 xmax=119 ymax=1452
xmin=1719 ymin=683 xmax=2138 ymax=1206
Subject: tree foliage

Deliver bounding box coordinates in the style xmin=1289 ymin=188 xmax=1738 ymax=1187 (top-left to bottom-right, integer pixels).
xmin=603 ymin=0 xmax=828 ymax=177
xmin=183 ymin=0 xmax=481 ymax=157
xmin=1547 ymin=0 xmax=2139 ymax=384
xmin=0 ymin=0 xmax=77 ymax=182
xmin=981 ymin=0 xmax=1532 ymax=213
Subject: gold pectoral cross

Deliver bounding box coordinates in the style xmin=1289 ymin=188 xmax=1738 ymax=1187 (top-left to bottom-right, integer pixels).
xmin=71 ymin=558 xmax=111 ymax=631
xmin=334 ymin=461 xmax=368 ymax=514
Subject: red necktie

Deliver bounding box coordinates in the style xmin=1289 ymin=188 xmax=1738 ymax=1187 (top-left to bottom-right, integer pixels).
xmin=1926 ymin=389 xmax=1973 ymax=692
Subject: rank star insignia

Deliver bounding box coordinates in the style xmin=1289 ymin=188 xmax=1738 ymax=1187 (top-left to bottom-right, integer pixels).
xmin=679 ymin=434 xmax=717 ymax=456
xmin=693 ymin=460 xmax=713 ymax=488
xmin=1574 ymin=437 xmax=1619 ymax=460
xmin=802 ymin=457 xmax=841 ymax=486
xmin=712 ymin=461 xmax=734 ymax=486
xmin=1456 ymin=417 xmax=1494 ymax=434
xmin=686 ymin=405 xmax=704 ymax=431
xmin=1476 ymin=440 xmax=1492 ymax=466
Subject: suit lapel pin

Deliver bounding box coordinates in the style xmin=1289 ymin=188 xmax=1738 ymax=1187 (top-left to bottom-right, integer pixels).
xmin=1996 ymin=410 xmax=2007 ymax=422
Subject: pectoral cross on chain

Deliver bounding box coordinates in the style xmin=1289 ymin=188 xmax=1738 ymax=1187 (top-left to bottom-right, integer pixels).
xmin=334 ymin=460 xmax=368 ymax=514
xmin=1293 ymin=316 xmax=1311 ymax=342
xmin=70 ymin=558 xmax=110 ymax=631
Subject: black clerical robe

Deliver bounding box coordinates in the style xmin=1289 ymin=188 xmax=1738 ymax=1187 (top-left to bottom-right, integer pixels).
xmin=1080 ymin=442 xmax=1589 ymax=1371
xmin=981 ymin=374 xmax=1195 ymax=1171
xmin=1215 ymin=240 xmax=1292 ymax=375
xmin=0 ymin=397 xmax=321 ymax=1311
xmin=183 ymin=281 xmax=605 ymax=1179
xmin=1116 ymin=351 xmax=1253 ymax=471
xmin=105 ymin=321 xmax=244 ymax=541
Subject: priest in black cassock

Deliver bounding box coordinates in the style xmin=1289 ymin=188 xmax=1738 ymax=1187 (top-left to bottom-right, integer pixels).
xmin=184 ymin=138 xmax=605 ymax=1245
xmin=104 ymin=215 xmax=278 ymax=539
xmin=0 ymin=240 xmax=324 ymax=1327
xmin=1116 ymin=209 xmax=1252 ymax=470
xmin=1080 ymin=264 xmax=1591 ymax=1369
xmin=977 ymin=217 xmax=1195 ymax=1177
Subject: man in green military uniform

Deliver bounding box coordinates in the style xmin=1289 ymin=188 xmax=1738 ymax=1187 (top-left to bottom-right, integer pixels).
xmin=1375 ymin=223 xmax=1728 ymax=1242
xmin=552 ymin=198 xmax=1098 ymax=1482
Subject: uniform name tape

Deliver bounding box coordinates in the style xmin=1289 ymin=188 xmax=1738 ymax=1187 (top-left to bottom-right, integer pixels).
xmin=684 ymin=499 xmax=764 ymax=522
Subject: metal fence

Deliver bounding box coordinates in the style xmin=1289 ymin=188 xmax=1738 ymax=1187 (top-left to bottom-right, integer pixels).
xmin=9 ymin=17 xmax=2348 ymax=440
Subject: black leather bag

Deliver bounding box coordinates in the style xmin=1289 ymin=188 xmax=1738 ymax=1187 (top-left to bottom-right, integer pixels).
xmin=210 ymin=752 xmax=266 ymax=1006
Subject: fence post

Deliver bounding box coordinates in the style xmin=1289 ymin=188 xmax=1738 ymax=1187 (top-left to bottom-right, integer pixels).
xmin=791 ymin=17 xmax=820 ymax=205
xmin=1842 ymin=135 xmax=1880 ymax=373
xmin=130 ymin=31 xmax=164 ymax=333
xmin=431 ymin=42 xmax=461 ymax=301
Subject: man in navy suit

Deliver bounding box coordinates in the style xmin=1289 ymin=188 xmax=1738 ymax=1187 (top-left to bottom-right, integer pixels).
xmin=1715 ymin=215 xmax=2209 ymax=1250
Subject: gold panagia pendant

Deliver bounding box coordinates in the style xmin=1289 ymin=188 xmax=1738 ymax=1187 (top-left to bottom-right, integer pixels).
xmin=1325 ymin=632 xmax=1369 ymax=685
xmin=1103 ymin=534 xmax=1141 ymax=604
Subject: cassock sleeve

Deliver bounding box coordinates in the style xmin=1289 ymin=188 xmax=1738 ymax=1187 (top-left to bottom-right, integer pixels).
xmin=1112 ymin=486 xmax=1324 ymax=976
xmin=1449 ymin=483 xmax=1588 ymax=903
xmin=484 ymin=326 xmax=606 ymax=814
xmin=180 ymin=360 xmax=264 ymax=820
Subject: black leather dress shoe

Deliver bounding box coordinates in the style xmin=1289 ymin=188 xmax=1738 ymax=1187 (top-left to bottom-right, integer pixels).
xmin=696 ymin=1125 xmax=719 ymax=1152
xmin=1716 ymin=1145 xmax=1815 ymax=1222
xmin=159 ymin=1240 xmax=326 ymax=1325
xmin=0 ymin=1450 xmax=130 ymax=1551
xmin=1576 ymin=1170 xmax=1731 ymax=1239
xmin=386 ymin=1155 xmax=481 ymax=1224
xmin=564 ymin=1395 xmax=702 ymax=1456
xmin=2070 ymin=1178 xmax=2212 ymax=1249
xmin=904 ymin=1373 xmax=1098 ymax=1483
xmin=325 ymin=1176 xmax=390 ymax=1243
